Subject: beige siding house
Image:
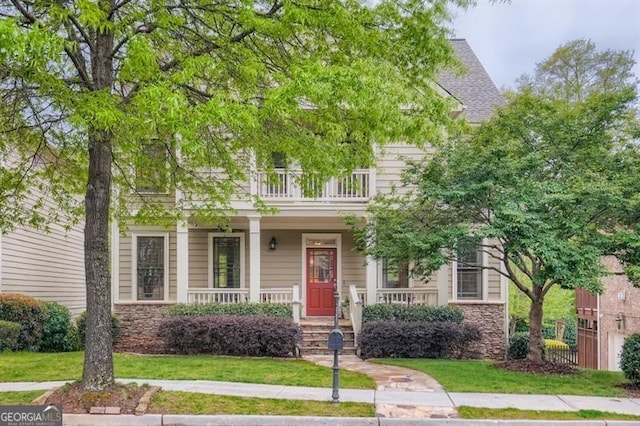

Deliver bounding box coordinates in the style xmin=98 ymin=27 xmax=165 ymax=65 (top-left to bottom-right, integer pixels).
xmin=0 ymin=190 xmax=86 ymax=315
xmin=113 ymin=39 xmax=509 ymax=358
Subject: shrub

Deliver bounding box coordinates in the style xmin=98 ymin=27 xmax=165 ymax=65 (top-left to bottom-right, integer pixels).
xmin=508 ymin=332 xmax=547 ymax=360
xmin=563 ymin=317 xmax=577 ymax=347
xmin=163 ymin=303 xmax=292 ymax=318
xmin=159 ymin=315 xmax=301 ymax=357
xmin=0 ymin=320 xmax=21 ymax=351
xmin=358 ymin=320 xmax=481 ymax=359
xmin=362 ymin=304 xmax=464 ymax=323
xmin=76 ymin=311 xmax=121 ymax=349
xmin=40 ymin=302 xmax=79 ymax=352
xmin=544 ymin=339 xmax=568 ymax=350
xmin=621 ymin=334 xmax=640 ymax=386
xmin=0 ymin=293 xmax=45 ymax=350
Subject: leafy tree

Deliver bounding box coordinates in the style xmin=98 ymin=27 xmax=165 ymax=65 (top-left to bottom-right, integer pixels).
xmin=0 ymin=0 xmax=471 ymax=390
xmin=516 ymin=39 xmax=638 ymax=102
xmin=353 ymin=88 xmax=640 ymax=363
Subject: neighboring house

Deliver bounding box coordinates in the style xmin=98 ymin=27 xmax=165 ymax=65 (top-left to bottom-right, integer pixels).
xmin=112 ymin=39 xmax=509 ymax=358
xmin=0 ymin=184 xmax=86 ymax=315
xmin=576 ymin=256 xmax=640 ymax=371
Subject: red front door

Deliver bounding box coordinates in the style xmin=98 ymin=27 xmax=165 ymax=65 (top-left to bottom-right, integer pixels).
xmin=306 ymin=248 xmax=337 ymax=316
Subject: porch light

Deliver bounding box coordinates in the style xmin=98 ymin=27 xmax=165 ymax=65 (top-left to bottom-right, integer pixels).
xmin=269 ymin=236 xmax=277 ymax=250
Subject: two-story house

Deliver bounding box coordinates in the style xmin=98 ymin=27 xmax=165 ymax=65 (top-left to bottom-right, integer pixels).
xmin=112 ymin=39 xmax=508 ymax=358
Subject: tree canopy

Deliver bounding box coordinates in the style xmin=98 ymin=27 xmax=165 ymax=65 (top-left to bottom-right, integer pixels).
xmin=0 ymin=0 xmax=472 ymax=389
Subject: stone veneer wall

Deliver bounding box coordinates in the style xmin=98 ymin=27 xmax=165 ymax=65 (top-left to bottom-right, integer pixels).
xmin=450 ymin=302 xmax=506 ymax=360
xmin=114 ymin=303 xmax=174 ymax=353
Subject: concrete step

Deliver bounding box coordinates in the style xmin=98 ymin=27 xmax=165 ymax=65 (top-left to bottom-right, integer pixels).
xmin=301 ymin=347 xmax=357 ymax=355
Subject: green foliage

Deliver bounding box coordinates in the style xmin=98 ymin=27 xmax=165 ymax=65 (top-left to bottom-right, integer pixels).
xmin=164 ymin=303 xmax=292 ymax=318
xmin=76 ymin=311 xmax=121 ymax=349
xmin=362 ymin=304 xmax=464 ymax=323
xmin=508 ymin=332 xmax=530 ymax=360
xmin=0 ymin=293 xmax=45 ymax=351
xmin=620 ymin=334 xmax=640 ymax=386
xmin=563 ymin=317 xmax=577 ymax=347
xmin=39 ymin=302 xmax=79 ymax=353
xmin=0 ymin=320 xmax=21 ymax=351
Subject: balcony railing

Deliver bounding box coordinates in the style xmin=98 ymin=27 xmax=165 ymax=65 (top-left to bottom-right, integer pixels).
xmin=257 ymin=170 xmax=370 ymax=201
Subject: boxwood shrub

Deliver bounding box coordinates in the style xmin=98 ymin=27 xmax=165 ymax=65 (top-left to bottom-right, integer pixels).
xmin=362 ymin=304 xmax=464 ymax=323
xmin=0 ymin=320 xmax=21 ymax=351
xmin=164 ymin=303 xmax=292 ymax=318
xmin=76 ymin=311 xmax=121 ymax=349
xmin=358 ymin=320 xmax=481 ymax=359
xmin=159 ymin=315 xmax=301 ymax=357
xmin=508 ymin=332 xmax=547 ymax=360
xmin=621 ymin=334 xmax=640 ymax=386
xmin=0 ymin=293 xmax=45 ymax=350
xmin=40 ymin=302 xmax=79 ymax=352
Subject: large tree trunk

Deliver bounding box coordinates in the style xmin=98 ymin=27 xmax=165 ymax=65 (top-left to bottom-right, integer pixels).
xmin=82 ymin=23 xmax=115 ymax=391
xmin=526 ymin=286 xmax=545 ymax=363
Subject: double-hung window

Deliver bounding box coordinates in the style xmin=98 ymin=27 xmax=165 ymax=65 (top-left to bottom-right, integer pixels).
xmin=382 ymin=259 xmax=409 ymax=288
xmin=134 ymin=234 xmax=168 ymax=300
xmin=456 ymin=249 xmax=483 ymax=300
xmin=209 ymin=233 xmax=244 ymax=288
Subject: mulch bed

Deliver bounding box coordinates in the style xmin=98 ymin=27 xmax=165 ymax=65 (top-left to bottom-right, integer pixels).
xmin=45 ymin=382 xmax=149 ymax=414
xmin=620 ymin=383 xmax=640 ymax=398
xmin=494 ymin=359 xmax=577 ymax=375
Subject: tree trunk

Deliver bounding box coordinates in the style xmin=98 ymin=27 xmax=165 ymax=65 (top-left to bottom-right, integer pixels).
xmin=526 ymin=288 xmax=545 ymax=363
xmin=82 ymin=22 xmax=115 ymax=391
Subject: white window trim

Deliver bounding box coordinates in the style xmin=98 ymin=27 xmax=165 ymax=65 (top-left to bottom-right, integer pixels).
xmin=301 ymin=233 xmax=342 ymax=317
xmin=452 ymin=239 xmax=487 ymax=302
xmin=208 ymin=232 xmax=246 ymax=289
xmin=131 ymin=232 xmax=170 ymax=302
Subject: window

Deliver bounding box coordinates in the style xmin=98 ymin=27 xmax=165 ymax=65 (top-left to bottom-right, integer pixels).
xmin=382 ymin=259 xmax=409 ymax=288
xmin=134 ymin=235 xmax=168 ymax=300
xmin=209 ymin=233 xmax=244 ymax=288
xmin=135 ymin=140 xmax=169 ymax=193
xmin=456 ymin=249 xmax=482 ymax=300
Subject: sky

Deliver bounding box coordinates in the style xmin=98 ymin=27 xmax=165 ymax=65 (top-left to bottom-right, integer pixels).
xmin=451 ymin=0 xmax=640 ymax=89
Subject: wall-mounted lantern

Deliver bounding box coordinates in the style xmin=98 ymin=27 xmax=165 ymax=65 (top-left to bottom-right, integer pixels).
xmin=269 ymin=236 xmax=277 ymax=250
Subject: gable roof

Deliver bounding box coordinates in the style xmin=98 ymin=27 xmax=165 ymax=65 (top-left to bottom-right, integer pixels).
xmin=438 ymin=39 xmax=505 ymax=124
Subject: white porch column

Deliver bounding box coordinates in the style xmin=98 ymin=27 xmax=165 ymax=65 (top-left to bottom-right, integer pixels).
xmin=110 ymin=219 xmax=120 ymax=307
xmin=366 ymin=257 xmax=377 ymax=305
xmin=248 ymin=215 xmax=261 ymax=302
xmin=437 ymin=264 xmax=449 ymax=306
xmin=176 ymin=220 xmax=189 ymax=303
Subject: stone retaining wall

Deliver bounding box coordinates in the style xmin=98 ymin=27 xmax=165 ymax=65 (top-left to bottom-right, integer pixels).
xmin=114 ymin=303 xmax=174 ymax=353
xmin=450 ymin=302 xmax=507 ymax=360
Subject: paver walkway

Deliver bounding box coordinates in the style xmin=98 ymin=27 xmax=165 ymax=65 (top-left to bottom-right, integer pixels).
xmin=303 ymin=355 xmax=458 ymax=419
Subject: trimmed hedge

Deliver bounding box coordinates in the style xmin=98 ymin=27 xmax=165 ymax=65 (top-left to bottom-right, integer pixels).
xmin=163 ymin=303 xmax=292 ymax=318
xmin=76 ymin=311 xmax=121 ymax=349
xmin=358 ymin=320 xmax=481 ymax=359
xmin=159 ymin=315 xmax=301 ymax=357
xmin=40 ymin=302 xmax=78 ymax=352
xmin=621 ymin=334 xmax=640 ymax=386
xmin=0 ymin=293 xmax=45 ymax=350
xmin=0 ymin=320 xmax=21 ymax=351
xmin=362 ymin=304 xmax=464 ymax=323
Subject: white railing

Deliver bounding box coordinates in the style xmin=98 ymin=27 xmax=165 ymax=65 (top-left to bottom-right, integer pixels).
xmin=186 ymin=288 xmax=250 ymax=304
xmin=349 ymin=285 xmax=363 ymax=345
xmin=257 ymin=170 xmax=370 ymax=201
xmin=260 ymin=288 xmax=294 ymax=304
xmin=357 ymin=290 xmax=367 ymax=306
xmin=376 ymin=288 xmax=438 ymax=305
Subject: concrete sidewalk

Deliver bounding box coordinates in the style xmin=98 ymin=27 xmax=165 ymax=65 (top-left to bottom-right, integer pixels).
xmin=2 ymin=379 xmax=640 ymax=416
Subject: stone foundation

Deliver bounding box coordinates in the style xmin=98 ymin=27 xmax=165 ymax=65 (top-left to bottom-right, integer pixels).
xmin=114 ymin=303 xmax=174 ymax=353
xmin=450 ymin=302 xmax=507 ymax=360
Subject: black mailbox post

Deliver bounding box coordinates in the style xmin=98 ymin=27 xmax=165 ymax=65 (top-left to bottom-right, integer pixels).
xmin=330 ymin=291 xmax=341 ymax=403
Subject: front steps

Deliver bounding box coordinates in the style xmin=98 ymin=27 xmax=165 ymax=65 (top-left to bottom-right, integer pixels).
xmin=299 ymin=317 xmax=357 ymax=356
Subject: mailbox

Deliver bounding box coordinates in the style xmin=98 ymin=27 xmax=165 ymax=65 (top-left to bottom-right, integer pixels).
xmin=328 ymin=329 xmax=344 ymax=351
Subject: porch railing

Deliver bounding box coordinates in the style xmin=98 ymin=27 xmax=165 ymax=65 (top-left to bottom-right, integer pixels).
xmin=260 ymin=288 xmax=294 ymax=304
xmin=376 ymin=288 xmax=438 ymax=305
xmin=186 ymin=288 xmax=250 ymax=304
xmin=349 ymin=285 xmax=363 ymax=345
xmin=257 ymin=169 xmax=370 ymax=201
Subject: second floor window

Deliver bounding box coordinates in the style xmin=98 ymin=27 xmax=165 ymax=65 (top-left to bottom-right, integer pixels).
xmin=456 ymin=249 xmax=482 ymax=300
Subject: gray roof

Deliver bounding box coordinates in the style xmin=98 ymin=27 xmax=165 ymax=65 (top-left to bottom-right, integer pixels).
xmin=438 ymin=39 xmax=505 ymax=123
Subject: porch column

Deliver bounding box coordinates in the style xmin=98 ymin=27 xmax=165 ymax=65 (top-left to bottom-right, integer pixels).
xmin=366 ymin=257 xmax=377 ymax=305
xmin=176 ymin=220 xmax=189 ymax=303
xmin=110 ymin=219 xmax=120 ymax=307
xmin=248 ymin=215 xmax=261 ymax=302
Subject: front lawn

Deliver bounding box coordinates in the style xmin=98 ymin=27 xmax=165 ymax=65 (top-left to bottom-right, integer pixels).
xmin=0 ymin=352 xmax=375 ymax=389
xmin=459 ymin=407 xmax=640 ymax=421
xmin=375 ymin=359 xmax=627 ymax=397
xmin=0 ymin=391 xmax=44 ymax=404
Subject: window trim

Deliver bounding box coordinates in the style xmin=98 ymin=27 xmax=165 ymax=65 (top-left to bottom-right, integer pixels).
xmin=208 ymin=232 xmax=246 ymax=289
xmin=131 ymin=232 xmax=170 ymax=302
xmin=380 ymin=259 xmax=412 ymax=289
xmin=452 ymin=242 xmax=487 ymax=301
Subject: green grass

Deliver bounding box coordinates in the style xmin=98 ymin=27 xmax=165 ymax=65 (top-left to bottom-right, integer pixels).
xmin=149 ymin=391 xmax=375 ymax=416
xmin=0 ymin=391 xmax=44 ymax=404
xmin=0 ymin=352 xmax=375 ymax=389
xmin=375 ymin=359 xmax=627 ymax=397
xmin=459 ymin=406 xmax=640 ymax=421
